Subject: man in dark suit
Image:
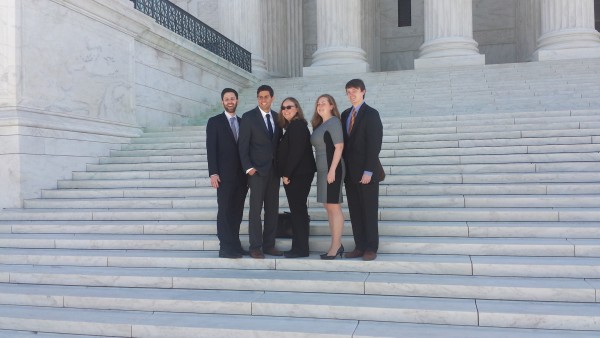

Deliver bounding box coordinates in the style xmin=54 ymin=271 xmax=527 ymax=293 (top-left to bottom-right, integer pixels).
xmin=341 ymin=79 xmax=384 ymax=261
xmin=238 ymin=85 xmax=283 ymax=259
xmin=206 ymin=88 xmax=248 ymax=258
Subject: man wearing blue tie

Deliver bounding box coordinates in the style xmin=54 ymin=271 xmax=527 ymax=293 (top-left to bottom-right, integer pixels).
xmin=206 ymin=88 xmax=248 ymax=258
xmin=238 ymin=85 xmax=283 ymax=259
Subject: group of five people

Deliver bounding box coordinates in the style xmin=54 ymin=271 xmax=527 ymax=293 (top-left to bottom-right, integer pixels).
xmin=206 ymin=79 xmax=383 ymax=261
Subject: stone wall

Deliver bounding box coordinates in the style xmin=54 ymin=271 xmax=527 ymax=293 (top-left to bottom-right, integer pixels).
xmin=0 ymin=0 xmax=255 ymax=208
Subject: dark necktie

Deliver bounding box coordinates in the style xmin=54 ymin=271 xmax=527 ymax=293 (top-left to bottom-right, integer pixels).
xmin=230 ymin=117 xmax=238 ymax=141
xmin=266 ymin=113 xmax=274 ymax=139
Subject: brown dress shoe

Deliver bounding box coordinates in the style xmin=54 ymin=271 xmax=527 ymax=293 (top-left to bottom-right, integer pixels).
xmin=344 ymin=249 xmax=364 ymax=259
xmin=249 ymin=249 xmax=265 ymax=259
xmin=362 ymin=251 xmax=377 ymax=261
xmin=264 ymin=248 xmax=283 ymax=256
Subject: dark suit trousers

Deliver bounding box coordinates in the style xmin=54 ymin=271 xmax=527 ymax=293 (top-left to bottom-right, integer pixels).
xmin=345 ymin=181 xmax=379 ymax=252
xmin=248 ymin=169 xmax=280 ymax=250
xmin=217 ymin=180 xmax=247 ymax=252
xmin=283 ymin=175 xmax=313 ymax=255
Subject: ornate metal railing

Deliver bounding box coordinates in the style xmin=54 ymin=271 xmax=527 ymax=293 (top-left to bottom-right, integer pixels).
xmin=131 ymin=0 xmax=251 ymax=72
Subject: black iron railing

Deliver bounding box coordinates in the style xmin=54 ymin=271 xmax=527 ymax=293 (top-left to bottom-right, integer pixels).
xmin=131 ymin=0 xmax=251 ymax=72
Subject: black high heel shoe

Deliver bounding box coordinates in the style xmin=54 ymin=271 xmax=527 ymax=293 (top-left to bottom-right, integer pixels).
xmin=320 ymin=244 xmax=344 ymax=260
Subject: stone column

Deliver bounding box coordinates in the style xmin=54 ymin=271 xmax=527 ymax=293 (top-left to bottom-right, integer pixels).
xmin=286 ymin=0 xmax=303 ymax=78
xmin=303 ymin=0 xmax=369 ymax=76
xmin=218 ymin=0 xmax=268 ymax=78
xmin=414 ymin=0 xmax=485 ymax=69
xmin=532 ymin=0 xmax=600 ymax=61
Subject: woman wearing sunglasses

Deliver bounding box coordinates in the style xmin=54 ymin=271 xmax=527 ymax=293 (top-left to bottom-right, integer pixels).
xmin=276 ymin=97 xmax=316 ymax=258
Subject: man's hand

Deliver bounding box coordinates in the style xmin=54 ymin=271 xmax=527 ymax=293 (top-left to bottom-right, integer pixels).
xmin=248 ymin=168 xmax=257 ymax=176
xmin=282 ymin=176 xmax=290 ymax=185
xmin=360 ymin=174 xmax=372 ymax=184
xmin=210 ymin=175 xmax=221 ymax=188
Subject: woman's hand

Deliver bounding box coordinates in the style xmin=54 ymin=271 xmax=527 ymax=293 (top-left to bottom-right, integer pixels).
xmin=327 ymin=170 xmax=335 ymax=184
xmin=283 ymin=177 xmax=290 ymax=185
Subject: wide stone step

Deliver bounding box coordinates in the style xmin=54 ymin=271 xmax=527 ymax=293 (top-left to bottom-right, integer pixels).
xmin=385 ymin=152 xmax=600 ymax=166
xmin=395 ymin=144 xmax=600 ymax=157
xmin=3 ymin=206 xmax=600 ymax=222
xmin=386 ymin=128 xmax=600 ymax=143
xmin=0 ymin=304 xmax=358 ymax=337
xmin=0 ymin=233 xmax=596 ymax=257
xmin=41 ymin=187 xmax=215 ymax=199
xmin=0 ymin=264 xmax=598 ymax=303
xmin=6 ymin=282 xmax=595 ymax=331
xmin=110 ymin=148 xmax=206 ymax=157
xmin=386 ymin=183 xmax=600 ymax=195
xmin=39 ymin=182 xmax=600 ymax=201
xmin=2 ymin=247 xmax=600 ymax=277
xmin=86 ymin=162 xmax=207 ymax=172
xmin=382 ymin=172 xmax=600 ymax=184
xmin=23 ymin=194 xmax=600 ymax=209
xmin=99 ymin=154 xmax=206 ymax=164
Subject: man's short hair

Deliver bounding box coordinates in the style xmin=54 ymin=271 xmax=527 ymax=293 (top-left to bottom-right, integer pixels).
xmin=345 ymin=79 xmax=366 ymax=91
xmin=221 ymin=88 xmax=238 ymax=100
xmin=257 ymin=85 xmax=274 ymax=97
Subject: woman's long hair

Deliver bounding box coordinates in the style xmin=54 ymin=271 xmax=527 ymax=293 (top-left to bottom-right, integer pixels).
xmin=277 ymin=97 xmax=307 ymax=129
xmin=311 ymin=94 xmax=341 ymax=129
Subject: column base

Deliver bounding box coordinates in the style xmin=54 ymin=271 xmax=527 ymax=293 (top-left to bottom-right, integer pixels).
xmin=532 ymin=47 xmax=600 ymax=61
xmin=302 ymin=63 xmax=370 ymax=77
xmin=414 ymin=54 xmax=485 ymax=69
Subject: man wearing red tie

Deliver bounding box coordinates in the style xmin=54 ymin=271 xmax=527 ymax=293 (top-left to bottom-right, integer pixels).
xmin=341 ymin=79 xmax=384 ymax=261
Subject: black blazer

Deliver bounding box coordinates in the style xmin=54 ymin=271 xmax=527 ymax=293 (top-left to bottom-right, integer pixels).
xmin=341 ymin=103 xmax=384 ymax=183
xmin=238 ymin=107 xmax=282 ymax=176
xmin=206 ymin=112 xmax=246 ymax=183
xmin=277 ymin=119 xmax=317 ymax=178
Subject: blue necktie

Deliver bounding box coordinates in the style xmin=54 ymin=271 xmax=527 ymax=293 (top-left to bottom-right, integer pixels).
xmin=266 ymin=113 xmax=274 ymax=139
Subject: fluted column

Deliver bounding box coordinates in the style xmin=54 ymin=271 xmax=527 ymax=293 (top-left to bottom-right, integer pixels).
xmin=303 ymin=0 xmax=369 ymax=76
xmin=286 ymin=0 xmax=303 ymax=78
xmin=218 ymin=0 xmax=268 ymax=78
xmin=533 ymin=0 xmax=600 ymax=61
xmin=414 ymin=0 xmax=485 ymax=69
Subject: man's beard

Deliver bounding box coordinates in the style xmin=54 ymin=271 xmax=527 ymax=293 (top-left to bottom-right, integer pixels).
xmin=224 ymin=104 xmax=237 ymax=114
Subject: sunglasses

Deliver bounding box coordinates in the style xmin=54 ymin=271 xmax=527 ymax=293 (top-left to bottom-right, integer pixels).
xmin=281 ymin=105 xmax=296 ymax=110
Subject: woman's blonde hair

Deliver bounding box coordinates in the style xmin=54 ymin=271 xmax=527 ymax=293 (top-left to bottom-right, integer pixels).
xmin=311 ymin=94 xmax=341 ymax=129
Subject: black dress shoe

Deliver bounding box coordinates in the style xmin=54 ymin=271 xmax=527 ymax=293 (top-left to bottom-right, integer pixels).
xmin=320 ymin=244 xmax=344 ymax=260
xmin=284 ymin=250 xmax=309 ymax=258
xmin=264 ymin=248 xmax=283 ymax=256
xmin=237 ymin=248 xmax=250 ymax=256
xmin=219 ymin=249 xmax=242 ymax=259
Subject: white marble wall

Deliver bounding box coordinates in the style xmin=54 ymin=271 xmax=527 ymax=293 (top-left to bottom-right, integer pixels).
xmin=0 ymin=0 xmax=256 ymax=208
xmin=0 ymin=0 xmax=18 ymax=106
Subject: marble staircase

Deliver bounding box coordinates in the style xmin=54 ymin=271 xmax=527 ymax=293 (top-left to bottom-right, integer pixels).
xmin=1 ymin=59 xmax=600 ymax=337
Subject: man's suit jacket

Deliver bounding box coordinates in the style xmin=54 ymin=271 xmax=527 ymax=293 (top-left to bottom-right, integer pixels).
xmin=277 ymin=119 xmax=316 ymax=178
xmin=206 ymin=113 xmax=246 ymax=183
xmin=239 ymin=107 xmax=282 ymax=176
xmin=341 ymin=102 xmax=384 ymax=183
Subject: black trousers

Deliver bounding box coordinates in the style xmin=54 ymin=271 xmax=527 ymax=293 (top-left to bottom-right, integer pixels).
xmin=283 ymin=175 xmax=314 ymax=255
xmin=247 ymin=169 xmax=280 ymax=251
xmin=216 ymin=179 xmax=248 ymax=252
xmin=345 ymin=181 xmax=379 ymax=252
